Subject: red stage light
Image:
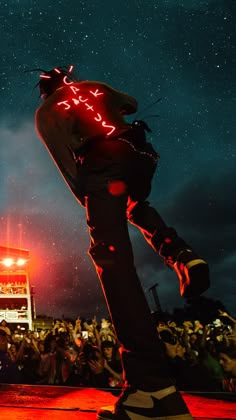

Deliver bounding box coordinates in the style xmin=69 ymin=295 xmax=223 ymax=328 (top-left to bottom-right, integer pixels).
xmin=2 ymin=258 xmax=14 ymax=267
xmin=16 ymin=258 xmax=27 ymax=266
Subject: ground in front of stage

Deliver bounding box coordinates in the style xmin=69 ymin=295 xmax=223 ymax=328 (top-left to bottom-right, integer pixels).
xmin=0 ymin=384 xmax=235 ymax=419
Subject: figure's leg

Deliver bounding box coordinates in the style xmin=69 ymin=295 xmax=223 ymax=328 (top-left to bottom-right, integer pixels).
xmin=86 ymin=189 xmax=170 ymax=387
xmin=85 ymin=189 xmax=193 ymax=420
xmin=77 ymin=137 xmax=193 ymax=419
xmin=127 ymin=200 xmax=210 ymax=299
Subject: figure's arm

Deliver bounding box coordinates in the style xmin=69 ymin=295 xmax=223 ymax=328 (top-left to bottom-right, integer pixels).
xmin=103 ymin=359 xmax=123 ymax=382
xmin=35 ymin=107 xmax=80 ymax=201
xmin=111 ymin=87 xmax=138 ymax=115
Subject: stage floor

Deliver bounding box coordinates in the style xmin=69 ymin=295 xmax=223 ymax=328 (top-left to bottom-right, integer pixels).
xmin=0 ymin=384 xmax=235 ymax=419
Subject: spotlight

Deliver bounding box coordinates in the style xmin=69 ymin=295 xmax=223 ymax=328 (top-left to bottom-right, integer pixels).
xmin=2 ymin=258 xmax=14 ymax=267
xmin=16 ymin=258 xmax=27 ymax=266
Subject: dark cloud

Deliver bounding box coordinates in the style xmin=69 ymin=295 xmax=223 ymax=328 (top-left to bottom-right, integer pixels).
xmin=160 ymin=161 xmax=236 ymax=257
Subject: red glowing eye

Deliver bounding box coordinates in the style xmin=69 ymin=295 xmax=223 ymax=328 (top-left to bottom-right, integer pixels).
xmin=40 ymin=74 xmax=51 ymax=79
xmin=54 ymin=68 xmax=61 ymax=74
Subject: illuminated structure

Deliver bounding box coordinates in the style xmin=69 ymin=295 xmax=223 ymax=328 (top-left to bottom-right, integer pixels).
xmin=0 ymin=246 xmax=33 ymax=330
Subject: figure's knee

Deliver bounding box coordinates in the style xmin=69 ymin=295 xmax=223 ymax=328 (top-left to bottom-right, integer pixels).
xmin=128 ymin=200 xmax=167 ymax=236
xmin=151 ymin=227 xmax=186 ymax=257
xmin=89 ymin=241 xmax=117 ymax=267
xmin=89 ymin=238 xmax=134 ymax=269
xmin=127 ymin=201 xmax=150 ymax=224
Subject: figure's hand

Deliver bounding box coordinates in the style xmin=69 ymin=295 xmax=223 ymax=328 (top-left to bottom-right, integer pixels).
xmin=157 ymin=326 xmax=172 ymax=333
xmin=88 ymin=359 xmax=104 ymax=374
xmin=101 ymin=318 xmax=110 ymax=329
xmin=103 ymin=359 xmax=109 ymax=370
xmin=218 ymin=309 xmax=228 ymax=317
xmin=164 ymin=342 xmax=178 ymax=359
xmin=183 ymin=321 xmax=193 ymax=328
xmin=78 ymin=352 xmax=87 ymax=366
xmin=167 ymin=321 xmax=176 ymax=328
xmin=204 ymin=324 xmax=211 ymax=334
xmin=83 ymin=322 xmax=93 ymax=332
xmin=75 ymin=319 xmax=81 ymax=331
xmin=92 ymin=316 xmax=97 ymax=329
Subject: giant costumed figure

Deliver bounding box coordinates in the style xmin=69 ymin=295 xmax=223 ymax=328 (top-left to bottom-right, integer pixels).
xmin=34 ymin=65 xmax=209 ymax=420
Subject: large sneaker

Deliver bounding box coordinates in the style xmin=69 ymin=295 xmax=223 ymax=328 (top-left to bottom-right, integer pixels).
xmin=97 ymin=384 xmax=193 ymax=420
xmin=166 ymin=248 xmax=210 ymax=298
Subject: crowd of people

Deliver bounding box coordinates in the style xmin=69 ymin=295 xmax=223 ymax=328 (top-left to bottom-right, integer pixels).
xmin=0 ymin=282 xmax=27 ymax=295
xmin=0 ymin=309 xmax=235 ymax=392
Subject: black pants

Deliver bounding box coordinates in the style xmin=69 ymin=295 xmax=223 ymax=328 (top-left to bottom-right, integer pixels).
xmin=76 ymin=132 xmax=175 ymax=389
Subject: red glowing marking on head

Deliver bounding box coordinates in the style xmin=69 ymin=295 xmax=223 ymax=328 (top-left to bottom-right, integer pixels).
xmin=40 ymin=74 xmax=51 ymax=79
xmin=63 ymin=75 xmax=73 ymax=85
xmin=102 ymin=121 xmax=115 ymax=136
xmin=85 ymin=103 xmax=94 ymax=111
xmin=164 ymin=238 xmax=172 ymax=243
xmin=90 ymin=89 xmax=104 ymax=98
xmin=70 ymin=86 xmax=80 ymax=94
xmin=72 ymin=98 xmax=80 ymax=105
xmin=68 ymin=65 xmax=74 ymax=73
xmin=94 ymin=113 xmax=102 ymax=122
xmin=108 ymin=180 xmax=127 ymax=196
xmin=57 ymin=100 xmax=71 ymax=110
xmin=109 ymin=245 xmax=115 ymax=252
xmin=78 ymin=96 xmax=88 ymax=103
xmin=54 ymin=68 xmax=61 ymax=74
xmin=56 ymin=85 xmax=117 ymax=136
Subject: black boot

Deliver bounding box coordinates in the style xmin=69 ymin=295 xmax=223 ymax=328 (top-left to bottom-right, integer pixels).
xmin=151 ymin=228 xmax=210 ymax=298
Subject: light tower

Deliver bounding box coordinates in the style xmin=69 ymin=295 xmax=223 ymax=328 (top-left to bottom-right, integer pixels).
xmin=0 ymin=245 xmax=33 ymax=330
xmin=149 ymin=283 xmax=163 ymax=315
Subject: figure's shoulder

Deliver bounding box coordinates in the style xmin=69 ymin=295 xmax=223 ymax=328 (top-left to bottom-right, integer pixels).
xmin=35 ymin=86 xmax=69 ymax=115
xmin=35 ymin=101 xmax=45 ymax=119
xmin=76 ymin=80 xmax=113 ymax=91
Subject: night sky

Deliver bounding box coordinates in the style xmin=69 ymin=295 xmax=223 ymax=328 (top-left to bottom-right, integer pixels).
xmin=1 ymin=0 xmax=235 ymax=319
